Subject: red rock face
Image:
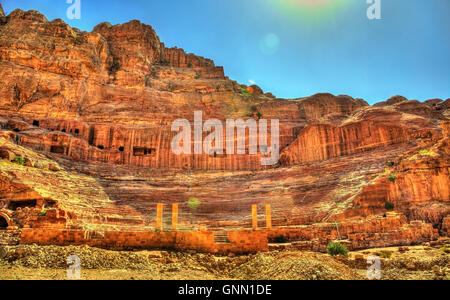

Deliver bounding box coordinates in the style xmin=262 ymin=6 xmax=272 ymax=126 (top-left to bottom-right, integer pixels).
xmin=296 ymin=93 xmax=369 ymax=122
xmin=280 ymin=121 xmax=409 ymax=165
xmin=0 ymin=7 xmax=448 ymax=249
xmin=443 ymin=216 xmax=450 ymax=236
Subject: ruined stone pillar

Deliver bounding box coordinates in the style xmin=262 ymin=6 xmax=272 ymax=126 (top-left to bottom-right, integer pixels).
xmin=252 ymin=204 xmax=258 ymax=230
xmin=156 ymin=203 xmax=163 ymax=231
xmin=266 ymin=204 xmax=272 ymax=229
xmin=172 ymin=204 xmax=178 ymax=231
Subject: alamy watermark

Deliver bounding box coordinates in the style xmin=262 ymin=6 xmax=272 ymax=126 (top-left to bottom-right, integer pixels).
xmin=67 ymin=255 xmax=81 ymax=279
xmin=367 ymin=255 xmax=382 ymax=280
xmin=66 ymin=0 xmax=81 ymax=20
xmin=171 ymin=111 xmax=280 ymax=166
xmin=367 ymin=0 xmax=381 ymax=20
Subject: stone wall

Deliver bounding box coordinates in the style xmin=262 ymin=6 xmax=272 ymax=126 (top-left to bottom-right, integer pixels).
xmin=19 ymin=228 xmax=268 ymax=254
xmin=266 ymin=213 xmax=439 ymax=252
xmin=217 ymin=230 xmax=268 ymax=254
xmin=18 ymin=213 xmax=440 ymax=254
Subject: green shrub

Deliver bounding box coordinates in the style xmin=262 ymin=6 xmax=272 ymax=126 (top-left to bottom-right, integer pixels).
xmin=273 ymin=236 xmax=288 ymax=244
xmin=187 ymin=197 xmax=201 ymax=210
xmin=385 ymin=202 xmax=395 ymax=211
xmin=388 ymin=174 xmax=396 ymax=182
xmin=39 ymin=210 xmax=47 ymax=217
xmin=187 ymin=62 xmax=192 ymax=68
xmin=327 ymin=242 xmax=349 ymax=257
xmin=241 ymin=88 xmax=251 ymax=97
xmin=385 ymin=161 xmax=394 ymax=167
xmin=194 ymin=73 xmax=200 ymax=79
xmin=12 ymin=156 xmax=25 ymax=166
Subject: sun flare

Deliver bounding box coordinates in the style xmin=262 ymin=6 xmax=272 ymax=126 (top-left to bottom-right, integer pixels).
xmin=274 ymin=0 xmax=350 ymax=20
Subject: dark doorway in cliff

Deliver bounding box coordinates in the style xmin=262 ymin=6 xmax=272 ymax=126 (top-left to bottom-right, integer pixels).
xmin=33 ymin=120 xmax=39 ymax=127
xmin=74 ymin=129 xmax=80 ymax=134
xmin=0 ymin=217 xmax=7 ymax=230
xmin=133 ymin=147 xmax=155 ymax=156
xmin=119 ymin=146 xmax=125 ymax=152
xmin=97 ymin=145 xmax=104 ymax=150
xmin=88 ymin=127 xmax=95 ymax=146
xmin=9 ymin=200 xmax=37 ymax=210
xmin=50 ymin=145 xmax=66 ymax=154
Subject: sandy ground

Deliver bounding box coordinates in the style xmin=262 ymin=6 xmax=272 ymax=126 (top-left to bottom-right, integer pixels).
xmin=0 ymin=244 xmax=448 ymax=280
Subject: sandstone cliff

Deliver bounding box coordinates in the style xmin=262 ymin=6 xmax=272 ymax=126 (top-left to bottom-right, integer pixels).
xmin=0 ymin=8 xmax=448 ymax=249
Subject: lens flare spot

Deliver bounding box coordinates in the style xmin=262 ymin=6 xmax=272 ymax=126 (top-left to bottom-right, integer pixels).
xmin=260 ymin=33 xmax=280 ymax=55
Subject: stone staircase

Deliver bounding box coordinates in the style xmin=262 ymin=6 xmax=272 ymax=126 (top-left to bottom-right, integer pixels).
xmin=214 ymin=231 xmax=230 ymax=244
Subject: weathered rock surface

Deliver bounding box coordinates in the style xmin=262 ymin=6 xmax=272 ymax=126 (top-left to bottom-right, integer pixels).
xmin=443 ymin=216 xmax=450 ymax=236
xmin=0 ymin=8 xmax=448 ymax=251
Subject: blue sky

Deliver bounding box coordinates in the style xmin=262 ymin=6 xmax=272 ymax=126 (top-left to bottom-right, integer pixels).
xmin=2 ymin=0 xmax=449 ymax=104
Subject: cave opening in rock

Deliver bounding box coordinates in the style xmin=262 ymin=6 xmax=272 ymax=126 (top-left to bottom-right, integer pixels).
xmin=74 ymin=129 xmax=79 ymax=134
xmin=97 ymin=145 xmax=104 ymax=150
xmin=9 ymin=200 xmax=37 ymax=210
xmin=119 ymin=146 xmax=125 ymax=152
xmin=0 ymin=216 xmax=8 ymax=230
xmin=62 ymin=129 xmax=66 ymax=133
xmin=13 ymin=128 xmax=20 ymax=133
xmin=133 ymin=147 xmax=155 ymax=156
xmin=50 ymin=145 xmax=66 ymax=154
xmin=33 ymin=120 xmax=39 ymax=127
xmin=44 ymin=199 xmax=56 ymax=208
